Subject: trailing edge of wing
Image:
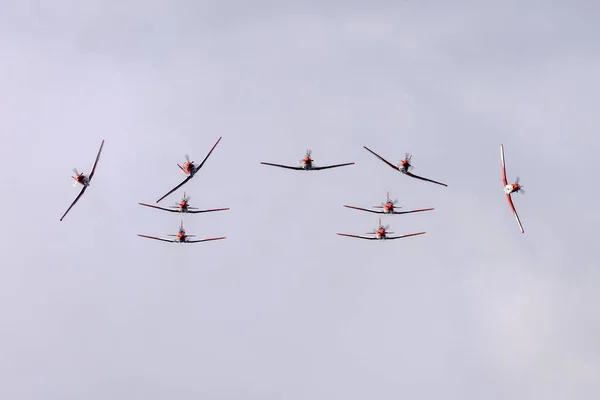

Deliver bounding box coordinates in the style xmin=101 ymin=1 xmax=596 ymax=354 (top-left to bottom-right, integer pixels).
xmin=343 ymin=205 xmax=382 ymax=214
xmin=505 ymin=194 xmax=524 ymax=233
xmin=392 ymin=208 xmax=435 ymax=215
xmin=336 ymin=233 xmax=377 ymax=240
xmin=187 ymin=207 xmax=230 ymax=214
xmin=197 ymin=136 xmax=222 ymax=170
xmin=137 ymin=234 xmax=175 ymax=243
xmin=156 ymin=175 xmax=192 ymax=203
xmin=138 ymin=203 xmax=179 ymax=212
xmin=362 ymin=146 xmax=399 ymax=171
xmin=59 ymin=186 xmax=88 ymax=221
xmin=187 ymin=236 xmax=227 ymax=243
xmin=312 ymin=162 xmax=355 ymax=170
xmin=405 ymin=172 xmax=448 ymax=187
xmin=88 ymin=139 xmax=105 ymax=182
xmin=386 ymin=232 xmax=427 ymax=240
xmin=260 ymin=162 xmax=303 ymax=170
xmin=500 ymin=144 xmax=508 ymax=186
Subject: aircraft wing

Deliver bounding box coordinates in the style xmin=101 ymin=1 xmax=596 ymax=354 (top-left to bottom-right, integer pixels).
xmin=196 ymin=136 xmax=222 ymax=171
xmin=386 ymin=231 xmax=427 ymax=240
xmin=405 ymin=172 xmax=448 ymax=187
xmin=137 ymin=234 xmax=175 ymax=243
xmin=392 ymin=207 xmax=435 ymax=215
xmin=343 ymin=205 xmax=383 ymax=214
xmin=138 ymin=203 xmax=180 ymax=213
xmin=505 ymin=194 xmax=524 ymax=233
xmin=500 ymin=144 xmax=508 ymax=186
xmin=312 ymin=162 xmax=355 ymax=170
xmin=156 ymin=175 xmax=192 ymax=203
xmin=260 ymin=162 xmax=304 ymax=170
xmin=88 ymin=139 xmax=105 ymax=182
xmin=187 ymin=236 xmax=227 ymax=243
xmin=59 ymin=185 xmax=88 ymax=221
xmin=363 ymin=146 xmax=399 ymax=171
xmin=188 ymin=207 xmax=230 ymax=214
xmin=337 ymin=233 xmax=377 ymax=240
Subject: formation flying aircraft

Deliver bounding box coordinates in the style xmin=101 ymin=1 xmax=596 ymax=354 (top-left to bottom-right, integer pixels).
xmin=363 ymin=146 xmax=447 ymax=187
xmin=139 ymin=192 xmax=229 ymax=214
xmin=60 ymin=139 xmax=105 ymax=221
xmin=500 ymin=144 xmax=525 ymax=233
xmin=344 ymin=191 xmax=434 ymax=215
xmin=261 ymin=149 xmax=354 ymax=171
xmin=137 ymin=220 xmax=226 ymax=243
xmin=337 ymin=218 xmax=426 ymax=241
xmin=156 ymin=136 xmax=222 ymax=203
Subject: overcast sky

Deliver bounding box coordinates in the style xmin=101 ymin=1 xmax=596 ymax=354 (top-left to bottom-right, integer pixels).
xmin=1 ymin=1 xmax=599 ymax=399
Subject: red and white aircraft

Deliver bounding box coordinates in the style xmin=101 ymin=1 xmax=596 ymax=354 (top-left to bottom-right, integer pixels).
xmin=363 ymin=146 xmax=447 ymax=187
xmin=344 ymin=191 xmax=434 ymax=215
xmin=337 ymin=218 xmax=426 ymax=241
xmin=60 ymin=139 xmax=105 ymax=221
xmin=500 ymin=144 xmax=525 ymax=233
xmin=139 ymin=192 xmax=229 ymax=214
xmin=137 ymin=220 xmax=226 ymax=244
xmin=261 ymin=149 xmax=354 ymax=171
xmin=156 ymin=136 xmax=222 ymax=203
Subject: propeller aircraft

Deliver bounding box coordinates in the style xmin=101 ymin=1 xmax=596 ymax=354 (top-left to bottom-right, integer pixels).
xmin=344 ymin=191 xmax=434 ymax=215
xmin=260 ymin=149 xmax=355 ymax=171
xmin=500 ymin=144 xmax=525 ymax=233
xmin=156 ymin=136 xmax=222 ymax=203
xmin=137 ymin=220 xmax=226 ymax=243
xmin=139 ymin=192 xmax=229 ymax=214
xmin=337 ymin=218 xmax=426 ymax=241
xmin=60 ymin=139 xmax=105 ymax=221
xmin=363 ymin=146 xmax=447 ymax=187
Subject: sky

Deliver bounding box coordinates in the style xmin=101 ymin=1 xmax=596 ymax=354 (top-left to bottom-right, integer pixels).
xmin=1 ymin=1 xmax=599 ymax=399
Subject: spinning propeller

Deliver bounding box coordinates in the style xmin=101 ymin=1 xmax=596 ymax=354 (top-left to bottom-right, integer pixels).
xmin=367 ymin=218 xmax=391 ymax=234
xmin=514 ymin=177 xmax=525 ymax=194
xmin=72 ymin=168 xmax=82 ymax=185
xmin=184 ymin=154 xmax=194 ymax=165
xmin=400 ymin=153 xmax=413 ymax=170
xmin=384 ymin=191 xmax=399 ymax=206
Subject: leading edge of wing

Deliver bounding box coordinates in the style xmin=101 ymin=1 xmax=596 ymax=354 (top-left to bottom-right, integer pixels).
xmin=343 ymin=205 xmax=383 ymax=214
xmin=138 ymin=203 xmax=179 ymax=212
xmin=392 ymin=207 xmax=434 ymax=215
xmin=505 ymin=194 xmax=525 ymax=233
xmin=187 ymin=236 xmax=227 ymax=243
xmin=197 ymin=136 xmax=223 ymax=170
xmin=362 ymin=146 xmax=399 ymax=171
xmin=312 ymin=162 xmax=355 ymax=170
xmin=156 ymin=175 xmax=192 ymax=203
xmin=336 ymin=233 xmax=377 ymax=240
xmin=386 ymin=231 xmax=426 ymax=240
xmin=59 ymin=185 xmax=88 ymax=221
xmin=405 ymin=172 xmax=448 ymax=187
xmin=137 ymin=234 xmax=175 ymax=243
xmin=500 ymin=144 xmax=508 ymax=186
xmin=88 ymin=139 xmax=105 ymax=182
xmin=187 ymin=207 xmax=230 ymax=214
xmin=260 ymin=162 xmax=303 ymax=170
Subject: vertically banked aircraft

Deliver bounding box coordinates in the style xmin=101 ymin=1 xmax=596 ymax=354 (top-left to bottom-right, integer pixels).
xmin=362 ymin=146 xmax=447 ymax=187
xmin=260 ymin=149 xmax=354 ymax=171
xmin=60 ymin=139 xmax=105 ymax=221
xmin=156 ymin=136 xmax=222 ymax=203
xmin=500 ymin=144 xmax=525 ymax=233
